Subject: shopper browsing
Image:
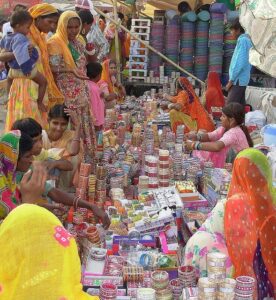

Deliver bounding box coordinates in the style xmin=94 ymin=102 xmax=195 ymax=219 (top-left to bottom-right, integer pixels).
xmin=0 ymin=10 xmax=47 ymax=112
xmin=226 ymin=18 xmax=253 ymax=105
xmin=186 ymin=103 xmax=253 ymax=168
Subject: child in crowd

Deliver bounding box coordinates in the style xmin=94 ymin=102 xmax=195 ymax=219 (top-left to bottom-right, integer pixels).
xmin=0 ymin=10 xmax=47 ymax=112
xmin=87 ymin=62 xmax=105 ymax=131
xmin=186 ymin=103 xmax=253 ymax=168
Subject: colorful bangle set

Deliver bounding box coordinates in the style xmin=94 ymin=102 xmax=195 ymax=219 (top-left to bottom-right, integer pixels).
xmin=191 ymin=141 xmax=202 ymax=151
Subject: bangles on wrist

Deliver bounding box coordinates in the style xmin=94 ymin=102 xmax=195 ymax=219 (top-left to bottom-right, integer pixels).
xmin=73 ymin=196 xmax=81 ymax=210
xmin=197 ymin=132 xmax=202 ymax=141
xmin=194 ymin=142 xmax=202 ymax=151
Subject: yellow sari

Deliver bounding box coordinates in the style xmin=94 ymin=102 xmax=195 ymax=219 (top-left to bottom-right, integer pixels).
xmin=5 ymin=4 xmax=64 ymax=131
xmin=0 ymin=204 xmax=98 ymax=300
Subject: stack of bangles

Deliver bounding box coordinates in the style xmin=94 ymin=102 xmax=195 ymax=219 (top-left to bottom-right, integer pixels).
xmin=197 ymin=132 xmax=203 ymax=141
xmin=73 ymin=196 xmax=81 ymax=210
xmin=191 ymin=141 xmax=203 ymax=151
xmin=139 ymin=253 xmax=154 ymax=269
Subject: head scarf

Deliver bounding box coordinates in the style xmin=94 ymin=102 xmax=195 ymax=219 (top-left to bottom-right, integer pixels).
xmin=48 ymin=11 xmax=82 ymax=71
xmin=178 ymin=77 xmax=197 ymax=104
xmin=0 ymin=204 xmax=98 ymax=300
xmin=101 ymin=59 xmax=115 ymax=93
xmin=29 ymin=4 xmax=64 ymax=108
xmin=174 ymin=77 xmax=215 ymax=132
xmin=0 ymin=131 xmax=21 ymax=221
xmin=205 ymin=72 xmax=225 ymax=113
xmin=225 ymin=149 xmax=276 ymax=295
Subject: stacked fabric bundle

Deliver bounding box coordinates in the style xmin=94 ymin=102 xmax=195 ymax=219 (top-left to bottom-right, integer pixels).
xmin=149 ymin=22 xmax=165 ymax=76
xmin=222 ymin=23 xmax=237 ymax=81
xmin=208 ymin=3 xmax=227 ymax=75
xmin=180 ymin=12 xmax=197 ymax=77
xmin=194 ymin=11 xmax=210 ymax=81
xmin=164 ymin=16 xmax=180 ymax=76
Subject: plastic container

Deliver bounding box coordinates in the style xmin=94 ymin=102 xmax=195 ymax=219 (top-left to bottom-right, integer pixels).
xmin=261 ymin=124 xmax=276 ymax=146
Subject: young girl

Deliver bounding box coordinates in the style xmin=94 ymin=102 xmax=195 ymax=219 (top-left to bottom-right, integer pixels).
xmin=98 ymin=59 xmax=126 ymax=109
xmin=0 ymin=10 xmax=47 ymax=112
xmin=186 ymin=103 xmax=253 ymax=168
xmin=86 ymin=62 xmax=105 ymax=131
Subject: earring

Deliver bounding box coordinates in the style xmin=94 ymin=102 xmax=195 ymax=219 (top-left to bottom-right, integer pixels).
xmin=82 ymin=28 xmax=86 ymax=35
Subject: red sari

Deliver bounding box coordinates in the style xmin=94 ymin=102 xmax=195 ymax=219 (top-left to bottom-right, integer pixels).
xmin=205 ymin=72 xmax=225 ymax=113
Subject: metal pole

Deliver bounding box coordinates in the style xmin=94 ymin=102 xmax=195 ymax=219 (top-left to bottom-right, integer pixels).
xmin=113 ymin=0 xmax=121 ymax=83
xmin=94 ymin=7 xmax=206 ymax=87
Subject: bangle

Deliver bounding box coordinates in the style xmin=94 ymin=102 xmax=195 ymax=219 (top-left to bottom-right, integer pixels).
xmin=72 ymin=138 xmax=80 ymax=143
xmin=197 ymin=142 xmax=202 ymax=150
xmin=194 ymin=142 xmax=199 ymax=150
xmin=73 ymin=196 xmax=81 ymax=210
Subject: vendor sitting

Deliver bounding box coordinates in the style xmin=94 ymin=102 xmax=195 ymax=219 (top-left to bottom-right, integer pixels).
xmin=11 ymin=118 xmax=73 ymax=186
xmin=163 ymin=77 xmax=215 ymax=134
xmin=186 ymin=103 xmax=253 ymax=168
xmin=183 ymin=149 xmax=276 ymax=296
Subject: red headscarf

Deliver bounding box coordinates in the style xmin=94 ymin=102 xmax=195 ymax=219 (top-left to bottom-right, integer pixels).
xmin=205 ymin=72 xmax=225 ymax=113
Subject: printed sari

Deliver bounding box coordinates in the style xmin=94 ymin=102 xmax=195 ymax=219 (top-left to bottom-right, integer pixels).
xmin=0 ymin=131 xmax=21 ymax=221
xmin=48 ymin=11 xmax=96 ymax=166
xmin=225 ymin=149 xmax=276 ymax=298
xmin=0 ymin=204 xmax=99 ymax=299
xmin=5 ymin=4 xmax=64 ymax=131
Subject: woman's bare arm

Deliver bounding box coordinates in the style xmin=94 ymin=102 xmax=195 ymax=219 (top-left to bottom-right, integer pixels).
xmin=0 ymin=51 xmax=14 ymax=62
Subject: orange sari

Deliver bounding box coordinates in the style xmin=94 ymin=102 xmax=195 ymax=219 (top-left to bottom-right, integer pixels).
xmin=225 ymin=149 xmax=276 ymax=297
xmin=205 ymin=72 xmax=225 ymax=113
xmin=170 ymin=78 xmax=215 ymax=133
xmin=100 ymin=59 xmax=124 ymax=104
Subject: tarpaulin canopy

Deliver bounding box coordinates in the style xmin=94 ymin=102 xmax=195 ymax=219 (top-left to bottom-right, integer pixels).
xmin=239 ymin=0 xmax=276 ymax=77
xmin=0 ymin=0 xmax=41 ymax=15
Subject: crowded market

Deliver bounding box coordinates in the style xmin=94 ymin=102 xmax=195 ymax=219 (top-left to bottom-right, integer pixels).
xmin=0 ymin=0 xmax=275 ymax=299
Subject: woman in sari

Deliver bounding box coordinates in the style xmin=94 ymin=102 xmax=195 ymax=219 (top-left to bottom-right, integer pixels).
xmin=184 ymin=149 xmax=276 ymax=298
xmin=43 ymin=104 xmax=82 ymax=190
xmin=205 ymin=71 xmax=225 ymax=113
xmin=225 ymin=149 xmax=276 ymax=298
xmin=0 ymin=131 xmax=47 ymax=221
xmin=163 ymin=77 xmax=215 ymax=133
xmin=98 ymin=59 xmax=126 ymax=109
xmin=47 ymin=11 xmax=96 ymax=166
xmin=0 ymin=130 xmax=110 ymax=227
xmin=2 ymin=4 xmax=64 ymax=130
xmin=0 ymin=204 xmax=99 ymax=299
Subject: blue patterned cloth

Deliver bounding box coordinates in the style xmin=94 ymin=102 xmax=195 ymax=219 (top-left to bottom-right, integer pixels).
xmin=0 ymin=33 xmax=38 ymax=75
xmin=229 ymin=33 xmax=253 ymax=86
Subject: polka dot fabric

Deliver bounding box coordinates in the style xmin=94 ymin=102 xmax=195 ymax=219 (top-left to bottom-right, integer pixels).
xmin=224 ymin=149 xmax=276 ymax=295
xmin=253 ymin=240 xmax=274 ymax=299
xmin=260 ymin=215 xmax=276 ymax=294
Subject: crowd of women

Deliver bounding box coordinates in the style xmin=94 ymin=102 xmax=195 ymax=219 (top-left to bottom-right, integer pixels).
xmin=0 ymin=1 xmax=275 ymax=299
